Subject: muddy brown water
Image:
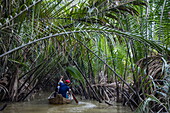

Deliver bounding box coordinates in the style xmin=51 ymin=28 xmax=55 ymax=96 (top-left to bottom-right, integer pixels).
xmin=1 ymin=92 xmax=131 ymax=113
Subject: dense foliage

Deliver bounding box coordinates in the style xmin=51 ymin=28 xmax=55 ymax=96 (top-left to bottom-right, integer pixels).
xmin=0 ymin=0 xmax=169 ymax=112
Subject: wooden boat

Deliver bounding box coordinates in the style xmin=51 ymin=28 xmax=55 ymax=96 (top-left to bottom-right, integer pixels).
xmin=48 ymin=92 xmax=73 ymax=104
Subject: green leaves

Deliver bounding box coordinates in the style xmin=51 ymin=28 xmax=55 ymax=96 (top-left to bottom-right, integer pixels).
xmin=0 ymin=0 xmax=169 ymax=109
xmin=66 ymin=66 xmax=85 ymax=85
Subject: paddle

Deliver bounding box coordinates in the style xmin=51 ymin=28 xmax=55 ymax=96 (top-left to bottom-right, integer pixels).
xmin=72 ymin=92 xmax=78 ymax=104
xmin=70 ymin=88 xmax=78 ymax=104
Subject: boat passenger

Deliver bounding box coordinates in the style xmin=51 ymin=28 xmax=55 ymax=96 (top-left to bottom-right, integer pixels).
xmin=58 ymin=76 xmax=71 ymax=98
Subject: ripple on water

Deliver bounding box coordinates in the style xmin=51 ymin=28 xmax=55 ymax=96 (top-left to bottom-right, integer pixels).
xmin=47 ymin=102 xmax=96 ymax=113
xmin=68 ymin=102 xmax=97 ymax=112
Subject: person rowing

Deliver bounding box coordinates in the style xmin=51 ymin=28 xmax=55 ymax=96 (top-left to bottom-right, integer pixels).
xmin=57 ymin=76 xmax=71 ymax=99
xmin=52 ymin=76 xmax=78 ymax=104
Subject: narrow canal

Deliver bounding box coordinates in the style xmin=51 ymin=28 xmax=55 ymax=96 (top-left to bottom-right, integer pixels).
xmin=1 ymin=93 xmax=131 ymax=113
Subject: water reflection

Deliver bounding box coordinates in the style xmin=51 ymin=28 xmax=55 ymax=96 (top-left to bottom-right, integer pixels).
xmin=1 ymin=93 xmax=131 ymax=113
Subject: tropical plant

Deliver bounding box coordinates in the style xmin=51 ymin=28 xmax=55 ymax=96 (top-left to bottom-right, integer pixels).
xmin=0 ymin=0 xmax=170 ymax=112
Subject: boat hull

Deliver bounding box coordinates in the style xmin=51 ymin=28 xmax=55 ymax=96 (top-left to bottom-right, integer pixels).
xmin=48 ymin=93 xmax=72 ymax=104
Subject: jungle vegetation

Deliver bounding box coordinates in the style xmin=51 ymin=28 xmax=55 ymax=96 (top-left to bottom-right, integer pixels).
xmin=0 ymin=0 xmax=170 ymax=112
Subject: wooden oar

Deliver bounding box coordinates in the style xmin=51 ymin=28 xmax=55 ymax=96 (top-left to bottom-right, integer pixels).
xmin=71 ymin=92 xmax=78 ymax=104
xmin=70 ymin=88 xmax=78 ymax=104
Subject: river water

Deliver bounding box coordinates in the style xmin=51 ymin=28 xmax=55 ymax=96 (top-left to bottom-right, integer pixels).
xmin=1 ymin=93 xmax=131 ymax=113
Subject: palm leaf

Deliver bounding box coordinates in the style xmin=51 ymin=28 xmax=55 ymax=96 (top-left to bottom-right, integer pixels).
xmin=66 ymin=66 xmax=85 ymax=85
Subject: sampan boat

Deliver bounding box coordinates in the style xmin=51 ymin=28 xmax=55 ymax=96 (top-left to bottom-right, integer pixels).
xmin=48 ymin=92 xmax=73 ymax=104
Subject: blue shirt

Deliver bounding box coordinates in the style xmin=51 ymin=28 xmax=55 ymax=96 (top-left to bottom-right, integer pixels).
xmin=58 ymin=82 xmax=70 ymax=98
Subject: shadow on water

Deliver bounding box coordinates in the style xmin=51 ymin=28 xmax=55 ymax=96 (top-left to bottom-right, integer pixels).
xmin=1 ymin=92 xmax=131 ymax=113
